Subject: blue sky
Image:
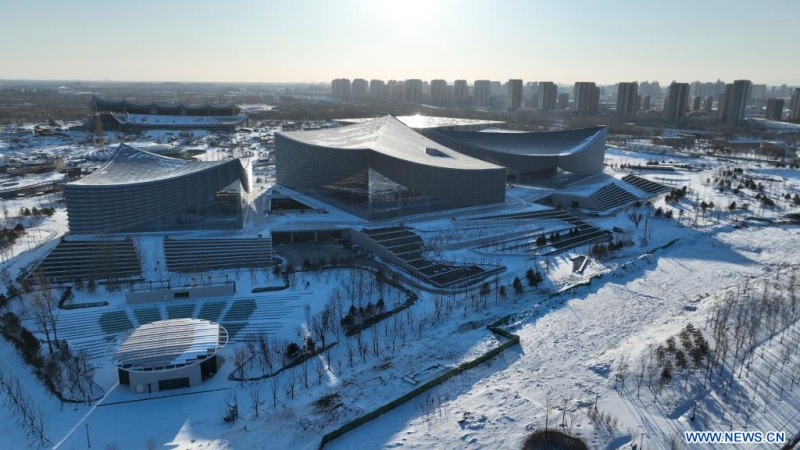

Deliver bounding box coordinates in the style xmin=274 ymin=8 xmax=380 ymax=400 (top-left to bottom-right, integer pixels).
xmin=0 ymin=0 xmax=798 ymax=84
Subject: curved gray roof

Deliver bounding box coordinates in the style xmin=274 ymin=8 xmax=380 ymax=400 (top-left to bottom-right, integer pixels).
xmin=110 ymin=113 xmax=249 ymax=127
xmin=279 ymin=115 xmax=502 ymax=170
xmin=91 ymin=96 xmax=241 ymax=114
xmin=71 ymin=144 xmax=238 ymax=186
xmin=431 ymin=126 xmax=606 ymax=156
xmin=338 ymin=115 xmax=505 ymax=130
xmin=114 ymin=319 xmax=228 ymax=372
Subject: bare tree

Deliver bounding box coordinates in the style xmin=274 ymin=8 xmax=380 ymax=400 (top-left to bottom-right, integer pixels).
xmin=309 ymin=313 xmax=328 ymax=350
xmin=615 ymin=355 xmax=629 ymax=390
xmin=302 ymin=358 xmax=309 ymax=389
xmin=627 ymin=209 xmax=644 ymax=228
xmin=345 ymin=335 xmax=355 ymax=367
xmin=234 ymin=348 xmax=248 ymax=386
xmin=370 ymin=325 xmax=380 ymax=357
xmin=303 ymin=304 xmax=312 ymax=327
xmin=636 ymin=351 xmax=647 ymax=398
xmin=287 ymin=366 xmax=297 ymax=399
xmin=250 ymin=388 xmax=263 ymax=419
xmin=0 ymin=369 xmax=51 ymax=446
xmin=30 ymin=289 xmax=58 ymax=355
xmin=560 ymin=393 xmax=572 ymax=429
xmin=270 ymin=374 xmax=280 ymax=408
xmin=257 ymin=332 xmax=272 ymax=374
xmin=223 ymin=390 xmax=239 ymax=424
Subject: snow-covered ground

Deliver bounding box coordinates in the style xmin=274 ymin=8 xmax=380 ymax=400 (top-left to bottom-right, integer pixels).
xmin=2 ymin=126 xmax=800 ymax=449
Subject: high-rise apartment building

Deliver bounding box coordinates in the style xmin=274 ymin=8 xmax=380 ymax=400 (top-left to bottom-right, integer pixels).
xmin=473 ymin=80 xmax=491 ymax=106
xmin=430 ymin=79 xmax=448 ymax=106
xmin=751 ymin=84 xmax=767 ymax=101
xmin=789 ymin=89 xmax=800 ymax=120
xmin=387 ymin=80 xmax=404 ymax=102
xmin=642 ymin=95 xmax=651 ymax=111
xmin=453 ymin=80 xmax=469 ymax=106
xmin=537 ymin=82 xmax=558 ymax=111
xmin=331 ymin=78 xmax=351 ymax=101
xmin=704 ymin=96 xmax=714 ymax=113
xmin=557 ymin=93 xmax=569 ymax=110
xmin=721 ymin=80 xmax=752 ymax=126
xmin=765 ymin=98 xmax=784 ymax=121
xmin=351 ymin=79 xmax=368 ymax=102
xmin=370 ymin=79 xmax=386 ymax=102
xmin=573 ymin=82 xmax=599 ymax=115
xmin=507 ymin=79 xmax=523 ymax=110
xmin=490 ymin=81 xmax=503 ymax=97
xmin=665 ymin=82 xmax=690 ymax=120
xmin=616 ymin=82 xmax=638 ymax=115
xmin=692 ymin=95 xmax=702 ymax=112
xmin=404 ymin=79 xmax=423 ymax=103
xmin=526 ymin=82 xmax=539 ymax=98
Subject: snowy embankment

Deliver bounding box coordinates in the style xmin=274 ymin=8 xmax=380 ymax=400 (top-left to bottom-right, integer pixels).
xmin=327 ymin=226 xmax=800 ymax=450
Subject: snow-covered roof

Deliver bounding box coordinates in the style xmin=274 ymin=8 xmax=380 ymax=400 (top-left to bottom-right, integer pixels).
xmin=279 ymin=115 xmax=502 ymax=170
xmin=70 ymin=144 xmax=238 ymax=186
xmin=114 ymin=319 xmax=228 ymax=371
xmin=431 ymin=126 xmax=607 ymax=156
xmin=337 ymin=115 xmax=505 ymax=130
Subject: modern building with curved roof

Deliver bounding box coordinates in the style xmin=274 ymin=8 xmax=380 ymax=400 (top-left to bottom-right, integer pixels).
xmin=108 ymin=112 xmax=249 ymax=132
xmin=424 ymin=126 xmax=607 ymax=184
xmin=275 ymin=115 xmax=507 ymax=219
xmin=91 ymin=96 xmax=241 ymax=116
xmin=90 ymin=96 xmax=247 ymax=132
xmin=113 ymin=318 xmax=228 ymax=393
xmin=64 ymin=145 xmax=252 ymax=234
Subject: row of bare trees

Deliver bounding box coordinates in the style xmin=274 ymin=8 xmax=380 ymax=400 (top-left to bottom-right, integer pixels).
xmin=0 ymin=368 xmax=50 ymax=448
xmin=618 ymin=270 xmax=800 ymax=434
xmin=706 ymin=274 xmax=800 ymax=393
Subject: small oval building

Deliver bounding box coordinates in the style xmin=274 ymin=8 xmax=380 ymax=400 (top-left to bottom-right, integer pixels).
xmin=113 ymin=318 xmax=228 ymax=393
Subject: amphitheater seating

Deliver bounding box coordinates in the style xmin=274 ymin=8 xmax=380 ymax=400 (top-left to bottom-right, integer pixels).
xmin=469 ymin=208 xmax=611 ymax=255
xmin=59 ymin=293 xmax=306 ymax=360
xmin=547 ymin=229 xmax=611 ymax=253
xmin=223 ymin=298 xmax=257 ymax=322
xmin=133 ymin=307 xmax=163 ymax=326
xmin=621 ymin=174 xmax=669 ymax=194
xmin=588 ymin=183 xmax=639 ymax=211
xmin=99 ymin=310 xmax=134 ymax=335
xmin=465 ymin=209 xmax=578 ymax=222
xmin=360 ymin=226 xmax=489 ymax=288
xmin=197 ymin=300 xmax=227 ymax=322
xmin=27 ymin=239 xmax=141 ymax=284
xmin=166 ymin=303 xmax=197 ymax=319
xmin=164 ymin=238 xmax=272 ymax=272
xmin=220 ymin=322 xmax=247 ymax=339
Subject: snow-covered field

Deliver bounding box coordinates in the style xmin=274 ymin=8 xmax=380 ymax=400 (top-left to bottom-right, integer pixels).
xmin=1 ymin=127 xmax=799 ymax=449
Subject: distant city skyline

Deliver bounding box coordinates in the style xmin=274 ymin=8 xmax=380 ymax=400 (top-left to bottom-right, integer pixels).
xmin=1 ymin=0 xmax=799 ymax=85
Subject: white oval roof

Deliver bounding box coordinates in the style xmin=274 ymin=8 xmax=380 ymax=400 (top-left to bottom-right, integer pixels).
xmin=114 ymin=318 xmax=228 ymax=372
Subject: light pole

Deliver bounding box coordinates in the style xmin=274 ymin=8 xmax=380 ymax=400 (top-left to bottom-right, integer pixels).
xmin=85 ymin=422 xmax=91 ymax=448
